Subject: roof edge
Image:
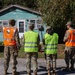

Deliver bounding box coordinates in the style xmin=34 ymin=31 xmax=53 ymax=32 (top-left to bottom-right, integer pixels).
xmin=0 ymin=4 xmax=42 ymax=16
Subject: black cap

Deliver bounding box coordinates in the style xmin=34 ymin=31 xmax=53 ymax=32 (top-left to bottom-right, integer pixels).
xmin=9 ymin=19 xmax=16 ymax=26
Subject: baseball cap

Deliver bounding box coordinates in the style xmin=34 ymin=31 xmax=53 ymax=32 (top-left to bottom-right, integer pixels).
xmin=29 ymin=23 xmax=34 ymax=27
xmin=46 ymin=26 xmax=52 ymax=30
xmin=66 ymin=21 xmax=72 ymax=26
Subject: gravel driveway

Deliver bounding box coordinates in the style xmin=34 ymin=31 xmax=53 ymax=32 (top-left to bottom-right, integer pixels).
xmin=0 ymin=58 xmax=75 ymax=75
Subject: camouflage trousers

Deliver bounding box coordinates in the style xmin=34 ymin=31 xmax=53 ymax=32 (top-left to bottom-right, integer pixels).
xmin=4 ymin=46 xmax=18 ymax=72
xmin=65 ymin=47 xmax=75 ymax=68
xmin=25 ymin=52 xmax=38 ymax=73
xmin=46 ymin=54 xmax=57 ymax=72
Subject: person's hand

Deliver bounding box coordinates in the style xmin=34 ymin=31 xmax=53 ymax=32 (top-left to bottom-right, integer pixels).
xmin=17 ymin=44 xmax=21 ymax=50
xmin=64 ymin=49 xmax=68 ymax=53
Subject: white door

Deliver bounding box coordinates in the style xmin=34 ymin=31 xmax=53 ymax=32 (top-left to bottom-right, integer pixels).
xmin=17 ymin=20 xmax=25 ymax=38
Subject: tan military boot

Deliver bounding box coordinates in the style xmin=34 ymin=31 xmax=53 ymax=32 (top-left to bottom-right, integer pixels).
xmin=34 ymin=72 xmax=37 ymax=75
xmin=53 ymin=69 xmax=56 ymax=75
xmin=28 ymin=72 xmax=31 ymax=75
xmin=12 ymin=71 xmax=17 ymax=75
xmin=48 ymin=70 xmax=51 ymax=75
xmin=53 ymin=72 xmax=56 ymax=75
xmin=4 ymin=70 xmax=7 ymax=75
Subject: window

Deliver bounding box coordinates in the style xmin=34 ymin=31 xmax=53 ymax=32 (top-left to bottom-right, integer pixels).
xmin=3 ymin=20 xmax=8 ymax=26
xmin=29 ymin=19 xmax=42 ymax=29
xmin=30 ymin=20 xmax=35 ymax=24
xmin=19 ymin=21 xmax=24 ymax=33
xmin=30 ymin=19 xmax=37 ymax=29
xmin=0 ymin=21 xmax=2 ymax=27
xmin=37 ymin=19 xmax=42 ymax=29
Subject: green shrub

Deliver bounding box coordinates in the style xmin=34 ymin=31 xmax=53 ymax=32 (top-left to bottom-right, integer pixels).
xmin=0 ymin=41 xmax=3 ymax=46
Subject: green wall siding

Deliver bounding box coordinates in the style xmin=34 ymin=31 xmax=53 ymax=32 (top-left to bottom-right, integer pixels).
xmin=0 ymin=8 xmax=45 ymax=42
xmin=0 ymin=9 xmax=41 ymax=20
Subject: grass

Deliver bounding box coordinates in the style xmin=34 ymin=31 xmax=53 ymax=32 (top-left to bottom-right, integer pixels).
xmin=18 ymin=46 xmax=25 ymax=58
xmin=0 ymin=44 xmax=65 ymax=59
xmin=0 ymin=52 xmax=3 ymax=58
xmin=57 ymin=44 xmax=65 ymax=59
xmin=18 ymin=46 xmax=45 ymax=58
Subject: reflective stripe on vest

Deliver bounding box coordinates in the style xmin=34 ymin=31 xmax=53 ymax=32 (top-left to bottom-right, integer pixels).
xmin=4 ymin=37 xmax=15 ymax=40
xmin=68 ymin=40 xmax=75 ymax=42
xmin=45 ymin=44 xmax=57 ymax=50
xmin=46 ymin=44 xmax=57 ymax=46
xmin=25 ymin=42 xmax=37 ymax=44
xmin=25 ymin=46 xmax=37 ymax=48
xmin=25 ymin=42 xmax=37 ymax=48
xmin=45 ymin=47 xmax=57 ymax=50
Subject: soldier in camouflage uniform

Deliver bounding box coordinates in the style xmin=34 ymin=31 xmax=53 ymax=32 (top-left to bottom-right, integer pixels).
xmin=1 ymin=19 xmax=20 ymax=75
xmin=43 ymin=26 xmax=59 ymax=75
xmin=63 ymin=21 xmax=75 ymax=71
xmin=23 ymin=23 xmax=40 ymax=75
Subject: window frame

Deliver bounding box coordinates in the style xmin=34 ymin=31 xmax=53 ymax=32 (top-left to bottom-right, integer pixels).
xmin=18 ymin=21 xmax=25 ymax=33
xmin=0 ymin=20 xmax=9 ymax=27
xmin=3 ymin=20 xmax=9 ymax=26
xmin=29 ymin=19 xmax=42 ymax=29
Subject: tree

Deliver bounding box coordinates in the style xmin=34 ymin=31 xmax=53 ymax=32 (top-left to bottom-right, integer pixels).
xmin=37 ymin=0 xmax=75 ymax=43
xmin=0 ymin=0 xmax=3 ymax=9
xmin=2 ymin=0 xmax=38 ymax=10
xmin=37 ymin=0 xmax=69 ymax=26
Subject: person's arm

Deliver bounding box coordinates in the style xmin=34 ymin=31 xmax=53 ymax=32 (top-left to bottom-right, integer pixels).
xmin=14 ymin=28 xmax=21 ymax=50
xmin=37 ymin=35 xmax=40 ymax=45
xmin=63 ymin=30 xmax=70 ymax=42
xmin=0 ymin=26 xmax=3 ymax=32
xmin=37 ymin=35 xmax=41 ymax=51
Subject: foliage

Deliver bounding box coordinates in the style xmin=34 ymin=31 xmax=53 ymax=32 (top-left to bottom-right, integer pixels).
xmin=37 ymin=0 xmax=68 ymax=26
xmin=0 ymin=44 xmax=65 ymax=59
xmin=2 ymin=0 xmax=38 ymax=10
xmin=1 ymin=0 xmax=75 ymax=27
xmin=37 ymin=0 xmax=75 ymax=43
xmin=0 ymin=0 xmax=75 ymax=43
xmin=0 ymin=41 xmax=3 ymax=45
